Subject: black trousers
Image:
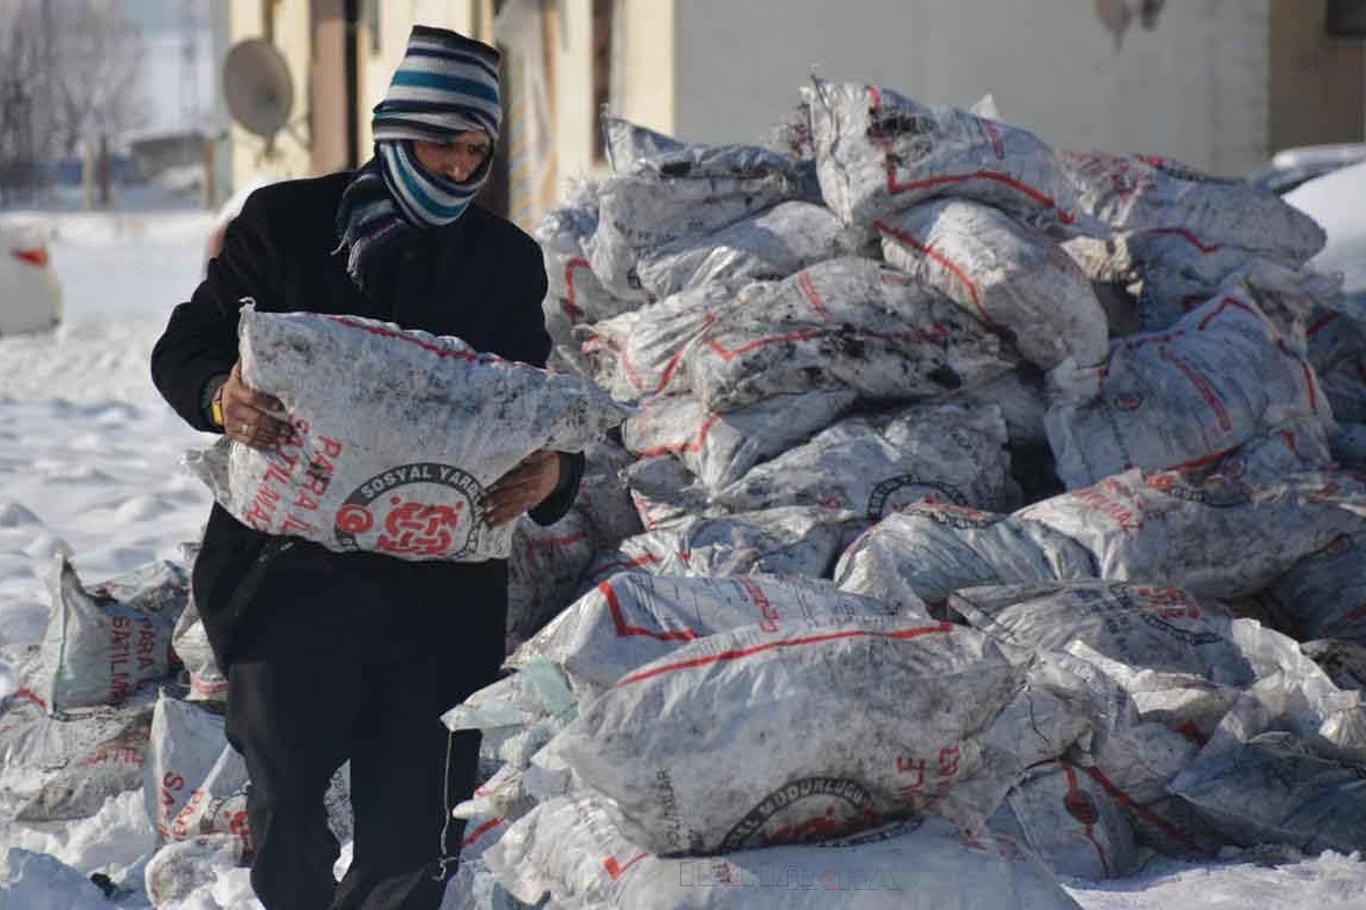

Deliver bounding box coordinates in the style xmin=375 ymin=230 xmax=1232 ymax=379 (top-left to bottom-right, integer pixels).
xmin=223 ymin=547 xmax=506 ymax=910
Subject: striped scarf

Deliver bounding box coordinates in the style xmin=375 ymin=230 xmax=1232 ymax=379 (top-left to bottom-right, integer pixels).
xmin=335 ymin=26 xmax=501 ymax=292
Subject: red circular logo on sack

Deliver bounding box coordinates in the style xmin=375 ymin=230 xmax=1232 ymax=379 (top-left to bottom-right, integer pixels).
xmin=335 ymin=463 xmax=484 ymax=559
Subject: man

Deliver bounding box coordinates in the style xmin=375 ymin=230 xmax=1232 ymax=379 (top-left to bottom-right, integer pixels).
xmin=151 ymin=26 xmax=581 ymax=909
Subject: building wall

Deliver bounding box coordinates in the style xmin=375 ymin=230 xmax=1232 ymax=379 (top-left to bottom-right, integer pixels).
xmin=550 ymin=0 xmax=599 ymax=194
xmin=674 ymin=0 xmax=1279 ymax=175
xmin=615 ymin=0 xmax=676 ymax=138
xmin=227 ymin=0 xmax=314 ymax=190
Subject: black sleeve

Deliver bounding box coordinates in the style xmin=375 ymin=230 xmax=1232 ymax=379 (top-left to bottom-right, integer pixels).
xmin=529 ymin=450 xmax=586 ymax=526
xmin=494 ymin=239 xmax=552 ymax=369
xmin=150 ymin=191 xmax=280 ymax=432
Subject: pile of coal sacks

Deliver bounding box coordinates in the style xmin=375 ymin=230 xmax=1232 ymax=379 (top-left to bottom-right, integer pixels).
xmin=451 ymin=75 xmax=1366 ymax=908
xmin=0 ymin=550 xmax=357 ymax=906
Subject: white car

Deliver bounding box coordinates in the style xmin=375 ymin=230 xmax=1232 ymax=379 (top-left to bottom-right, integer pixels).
xmin=0 ymin=225 xmax=62 ymax=336
xmin=1286 ymin=158 xmax=1366 ymax=298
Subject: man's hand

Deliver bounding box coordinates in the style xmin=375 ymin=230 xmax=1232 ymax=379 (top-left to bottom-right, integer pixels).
xmin=218 ymin=361 xmax=291 ymax=451
xmin=483 ymin=451 xmax=562 ymax=528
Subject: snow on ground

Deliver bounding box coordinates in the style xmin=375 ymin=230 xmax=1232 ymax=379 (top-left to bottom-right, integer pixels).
xmin=1 ymin=207 xmax=1365 ymax=908
xmin=0 ymin=210 xmax=217 ymax=699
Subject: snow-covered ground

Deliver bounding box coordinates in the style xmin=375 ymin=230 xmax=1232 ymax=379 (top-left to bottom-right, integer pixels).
xmin=1 ymin=208 xmax=1364 ymax=908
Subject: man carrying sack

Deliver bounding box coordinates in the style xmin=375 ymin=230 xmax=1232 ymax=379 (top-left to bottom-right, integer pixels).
xmin=152 ymin=26 xmax=581 ymax=909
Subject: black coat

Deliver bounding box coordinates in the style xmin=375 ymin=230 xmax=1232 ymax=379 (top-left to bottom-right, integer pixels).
xmin=151 ymin=172 xmax=581 ymax=666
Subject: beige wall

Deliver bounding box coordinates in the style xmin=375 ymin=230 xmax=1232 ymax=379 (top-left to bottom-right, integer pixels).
xmin=674 ymin=0 xmax=1278 ymax=175
xmin=228 ymin=0 xmax=314 ymax=191
xmin=616 ymin=0 xmax=675 ymax=138
xmin=551 ymin=0 xmax=599 ymax=192
xmin=310 ymin=0 xmax=350 ymax=175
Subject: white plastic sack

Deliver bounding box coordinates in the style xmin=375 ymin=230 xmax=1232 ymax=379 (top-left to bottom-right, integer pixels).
xmin=1019 ymin=469 xmax=1366 ymax=600
xmin=587 ymin=174 xmax=800 ymax=302
xmin=440 ymin=814 xmax=520 ymax=910
xmin=506 ymin=508 xmax=597 ymax=651
xmin=948 ymin=368 xmax=1049 ymax=446
xmin=30 ymin=556 xmax=184 ymax=713
xmin=574 ymin=440 xmax=643 ymax=551
xmin=636 ymin=201 xmax=848 ymax=300
xmin=583 ymin=281 xmax=757 ymax=402
xmin=603 ymin=115 xmax=808 ymax=184
xmin=583 ymin=507 xmax=856 ymax=586
xmin=0 ymin=693 xmax=153 ymax=823
xmin=486 ymin=794 xmax=1080 ymax=910
xmin=535 ymin=180 xmax=634 ymax=376
xmin=1134 ymin=249 xmax=1339 ymax=338
xmin=1261 ymin=532 xmax=1366 ymax=643
xmin=144 ymin=834 xmax=249 ymax=908
xmin=144 ymin=691 xmax=249 ymax=845
xmin=1168 ymin=669 xmax=1366 ymax=854
xmin=1302 ymin=639 xmax=1366 ymax=692
xmin=1037 ymin=650 xmax=1227 ymax=857
xmin=878 ymin=200 xmax=1107 ymax=369
xmin=546 ymin=617 xmax=1024 ymax=855
xmin=834 ymin=503 xmax=1094 ymax=611
xmin=189 ymin=307 xmax=626 ymax=562
xmin=508 ymin=572 xmax=912 ymax=699
xmin=1172 ymin=417 xmax=1334 ymax=485
xmin=1308 ymin=302 xmax=1366 ymax=424
xmin=536 ymin=179 xmax=634 ymax=324
xmin=442 ymin=660 xmax=577 ymax=738
xmin=1045 ymin=293 xmax=1329 ymax=489
xmin=1061 ymin=150 xmax=1325 ymax=264
xmin=950 ymin=582 xmax=1255 ymax=688
xmin=145 ymin=691 xmax=353 ymax=849
xmin=170 ymin=598 xmax=226 ymax=703
xmin=623 ymin=390 xmax=856 ymax=493
xmin=806 ymin=78 xmax=1084 ymax=231
xmin=685 ymin=258 xmax=1012 ymax=412
xmin=624 ymin=455 xmax=713 ymax=532
xmin=1229 ymin=619 xmax=1366 ymax=760
xmin=989 ymin=760 xmax=1136 ymax=880
xmin=714 ymin=402 xmax=1017 ymax=517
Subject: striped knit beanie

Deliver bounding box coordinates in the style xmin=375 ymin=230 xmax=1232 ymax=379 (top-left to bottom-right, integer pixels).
xmin=373 ymin=25 xmax=502 ymax=147
xmin=336 ymin=26 xmax=502 ymax=290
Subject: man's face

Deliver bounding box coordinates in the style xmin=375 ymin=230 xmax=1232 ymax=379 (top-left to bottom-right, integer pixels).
xmin=412 ymin=131 xmax=493 ymax=183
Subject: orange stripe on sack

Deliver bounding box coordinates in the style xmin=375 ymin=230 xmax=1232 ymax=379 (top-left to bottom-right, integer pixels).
xmin=603 ymin=852 xmax=649 ymax=880
xmin=601 ymin=579 xmax=699 ymax=643
xmin=562 ymin=257 xmax=591 ymax=324
xmin=329 ymin=316 xmax=487 ymax=362
xmin=1146 ymin=227 xmax=1221 ymax=254
xmin=874 ymin=220 xmax=992 ymax=325
xmin=633 ymin=412 xmax=721 ymax=459
xmin=1061 ymin=761 xmax=1112 ymax=878
xmin=1083 ymin=765 xmax=1206 ymax=854
xmin=462 ymin=816 xmax=505 ymax=849
xmin=1158 ymin=346 xmax=1233 ymax=434
xmin=864 ymin=85 xmax=1074 ymax=224
xmin=615 ymin=622 xmax=954 ymax=687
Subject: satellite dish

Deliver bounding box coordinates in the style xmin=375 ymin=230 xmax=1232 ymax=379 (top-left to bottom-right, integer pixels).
xmin=223 ymin=39 xmax=294 ymax=140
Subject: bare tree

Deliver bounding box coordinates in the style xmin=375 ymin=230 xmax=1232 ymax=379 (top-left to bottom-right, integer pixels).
xmin=0 ymin=1 xmax=52 ymax=204
xmin=0 ymin=0 xmax=146 ymax=206
xmin=51 ymin=0 xmax=146 ymax=156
